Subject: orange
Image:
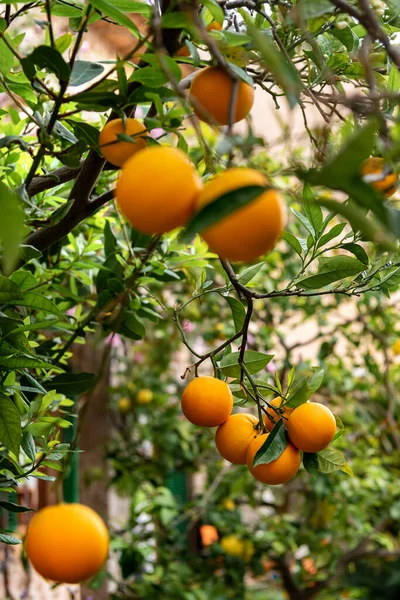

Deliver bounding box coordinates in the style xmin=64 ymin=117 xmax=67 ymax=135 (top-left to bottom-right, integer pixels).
xmin=215 ymin=412 xmax=258 ymax=464
xmin=200 ymin=524 xmax=219 ymax=546
xmin=189 ymin=66 xmax=254 ymax=125
xmin=137 ymin=389 xmax=153 ymax=404
xmin=207 ymin=21 xmax=223 ymax=31
xmin=246 ymin=434 xmax=300 ymax=485
xmin=116 ymin=146 xmax=202 ymax=234
xmin=118 ymin=397 xmax=131 ymax=413
xmin=195 ymin=168 xmax=286 ymax=262
xmin=392 ymin=340 xmax=400 ymax=355
xmin=181 ymin=376 xmax=233 ymax=426
xmin=361 ymin=157 xmax=398 ymax=197
xmin=287 ymin=402 xmax=336 ymax=453
xmin=264 ymin=398 xmax=294 ymax=431
xmin=176 ymin=44 xmax=191 ymax=58
xmin=99 ymin=118 xmax=147 ymax=167
xmin=25 ymin=503 xmax=109 ymax=584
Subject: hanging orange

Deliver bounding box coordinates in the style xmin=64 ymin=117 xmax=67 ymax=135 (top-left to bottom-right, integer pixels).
xmin=215 ymin=413 xmax=259 ymax=464
xmin=181 ymin=376 xmax=233 ymax=426
xmin=246 ymin=434 xmax=300 ymax=485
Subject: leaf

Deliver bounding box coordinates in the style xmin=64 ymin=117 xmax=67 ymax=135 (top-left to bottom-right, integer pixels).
xmin=45 ymin=372 xmax=97 ymax=395
xmin=291 ymin=208 xmax=315 ymax=237
xmin=0 ymin=356 xmax=56 ymax=370
xmin=90 ymin=0 xmax=140 ymax=34
xmin=303 ymin=184 xmax=323 ymax=234
xmin=297 ymin=256 xmax=365 ymax=290
xmin=219 ymin=350 xmax=273 ymax=378
xmin=21 ymin=431 xmax=36 ymax=461
xmin=297 ymin=0 xmax=334 ymax=19
xmin=237 ymin=263 xmax=264 ymax=285
xmin=0 ymin=532 xmax=21 ymax=545
xmin=303 ymin=453 xmax=319 ymax=478
xmin=252 ymin=420 xmax=288 ymax=467
xmin=245 ymin=18 xmax=301 ymax=108
xmin=340 ymin=461 xmax=354 ymax=477
xmin=225 ymin=296 xmax=246 ymax=333
xmin=70 ymin=60 xmax=104 ymax=86
xmin=0 ymin=394 xmax=22 ymax=456
xmin=28 ymin=46 xmax=70 ymax=81
xmin=10 ymin=270 xmax=38 ymax=291
xmin=0 ymin=33 xmax=14 ymax=75
xmin=0 ymin=182 xmax=27 ymax=275
xmin=0 ymin=500 xmax=34 ymax=513
xmin=67 ymin=120 xmax=100 ymax=149
xmin=202 ymin=0 xmax=225 ymax=23
xmin=182 ymin=186 xmax=267 ymax=243
xmin=317 ymin=447 xmax=346 ymax=473
xmin=282 ymin=231 xmax=303 ymax=257
xmin=286 ymin=367 xmax=324 ymax=408
xmin=341 ymin=243 xmax=369 ymax=265
xmin=131 ymin=65 xmax=168 ymax=88
xmin=10 ymin=292 xmax=66 ymax=318
xmin=0 ymin=276 xmax=21 ymax=303
xmin=317 ymin=223 xmax=346 ymax=249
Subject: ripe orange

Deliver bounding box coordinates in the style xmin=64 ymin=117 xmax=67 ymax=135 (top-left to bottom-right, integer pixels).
xmin=137 ymin=389 xmax=153 ymax=404
xmin=287 ymin=402 xmax=336 ymax=453
xmin=25 ymin=503 xmax=109 ymax=584
xmin=176 ymin=44 xmax=191 ymax=58
xmin=116 ymin=146 xmax=202 ymax=234
xmin=361 ymin=157 xmax=398 ymax=197
xmin=189 ymin=66 xmax=254 ymax=125
xmin=200 ymin=524 xmax=219 ymax=546
xmin=181 ymin=376 xmax=233 ymax=426
xmin=195 ymin=168 xmax=286 ymax=262
xmin=99 ymin=118 xmax=147 ymax=167
xmin=264 ymin=398 xmax=294 ymax=431
xmin=207 ymin=21 xmax=223 ymax=31
xmin=215 ymin=412 xmax=258 ymax=464
xmin=246 ymin=433 xmax=301 ymax=485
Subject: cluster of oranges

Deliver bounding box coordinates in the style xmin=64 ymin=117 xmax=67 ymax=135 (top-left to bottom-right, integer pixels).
xmin=181 ymin=376 xmax=337 ymax=485
xmin=98 ymin=55 xmax=287 ymax=263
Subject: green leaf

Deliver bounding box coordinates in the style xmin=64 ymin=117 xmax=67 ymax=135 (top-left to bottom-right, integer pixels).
xmin=89 ymin=0 xmax=140 ymax=33
xmin=317 ymin=222 xmax=346 ymax=248
xmin=21 ymin=431 xmax=36 ymax=461
xmin=219 ymin=350 xmax=273 ymax=378
xmin=202 ymin=0 xmax=225 ymax=23
xmin=161 ymin=12 xmax=191 ymax=28
xmin=0 ymin=500 xmax=34 ymax=513
xmin=0 ymin=33 xmax=14 ymax=75
xmin=0 ymin=532 xmax=22 ymax=545
xmin=342 ymin=243 xmax=369 ymax=265
xmin=286 ymin=367 xmax=324 ymax=408
xmin=10 ymin=292 xmax=66 ymax=318
xmin=70 ymin=60 xmax=104 ymax=86
xmin=0 ymin=356 xmax=56 ymax=370
xmin=303 ymin=452 xmax=319 ymax=478
xmin=303 ymin=184 xmax=323 ymax=234
xmin=297 ymin=256 xmax=365 ymax=290
xmin=67 ymin=120 xmax=100 ymax=149
xmin=112 ymin=0 xmax=152 ymax=15
xmin=0 ymin=394 xmax=22 ymax=456
xmin=183 ymin=186 xmax=266 ymax=244
xmin=0 ymin=182 xmax=27 ymax=275
xmin=10 ymin=270 xmax=38 ymax=291
xmin=45 ymin=372 xmax=97 ymax=395
xmin=245 ymin=19 xmax=302 ymax=108
xmin=282 ymin=231 xmax=303 ymax=257
xmin=317 ymin=447 xmax=349 ymax=474
xmin=0 ymin=276 xmax=21 ymax=304
xmin=237 ymin=263 xmax=264 ymax=285
xmin=291 ymin=208 xmax=315 ymax=237
xmin=298 ymin=0 xmax=334 ymax=19
xmin=225 ymin=296 xmax=246 ymax=333
xmin=131 ymin=65 xmax=168 ymax=88
xmin=28 ymin=46 xmax=70 ymax=81
xmin=252 ymin=420 xmax=288 ymax=467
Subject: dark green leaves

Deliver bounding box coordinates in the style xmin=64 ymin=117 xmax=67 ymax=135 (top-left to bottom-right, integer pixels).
xmin=225 ymin=296 xmax=246 ymax=333
xmin=90 ymin=0 xmax=141 ymax=34
xmin=23 ymin=46 xmax=70 ymax=81
xmin=70 ymin=61 xmax=104 ymax=86
xmin=0 ymin=277 xmax=22 ymax=304
xmin=0 ymin=183 xmax=27 ymax=275
xmin=297 ymin=0 xmax=334 ymax=19
xmin=219 ymin=351 xmax=273 ymax=378
xmin=303 ymin=453 xmax=319 ymax=478
xmin=0 ymin=394 xmax=22 ymax=456
xmin=45 ymin=372 xmax=97 ymax=395
xmin=252 ymin=420 xmax=288 ymax=467
xmin=297 ymin=256 xmax=365 ymax=290
xmin=286 ymin=367 xmax=324 ymax=408
xmin=182 ymin=186 xmax=266 ymax=243
xmin=0 ymin=500 xmax=34 ymax=513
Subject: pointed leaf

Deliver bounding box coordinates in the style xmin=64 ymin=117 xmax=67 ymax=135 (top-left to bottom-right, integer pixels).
xmin=219 ymin=351 xmax=273 ymax=378
xmin=252 ymin=420 xmax=288 ymax=467
xmin=0 ymin=394 xmax=22 ymax=456
xmin=225 ymin=296 xmax=246 ymax=333
xmin=303 ymin=453 xmax=319 ymax=478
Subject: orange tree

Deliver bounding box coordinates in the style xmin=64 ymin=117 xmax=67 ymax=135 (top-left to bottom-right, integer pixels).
xmin=0 ymin=0 xmax=399 ymax=595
